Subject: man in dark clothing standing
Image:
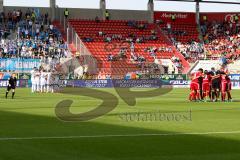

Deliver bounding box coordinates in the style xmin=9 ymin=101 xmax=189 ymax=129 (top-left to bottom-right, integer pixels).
xmin=198 ymin=68 xmax=204 ymax=100
xmin=64 ymin=9 xmax=69 ymax=19
xmin=6 ymin=74 xmax=17 ymax=99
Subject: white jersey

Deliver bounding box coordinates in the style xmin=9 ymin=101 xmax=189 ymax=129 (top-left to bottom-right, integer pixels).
xmin=35 ymin=71 xmax=40 ymax=85
xmin=30 ymin=70 xmax=36 ymax=85
xmin=40 ymin=72 xmax=46 ymax=85
xmin=46 ymin=72 xmax=52 ymax=85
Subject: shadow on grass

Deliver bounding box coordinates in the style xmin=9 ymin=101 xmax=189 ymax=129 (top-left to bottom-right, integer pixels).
xmin=0 ymin=110 xmax=240 ymax=160
xmin=55 ymin=87 xmax=173 ymax=121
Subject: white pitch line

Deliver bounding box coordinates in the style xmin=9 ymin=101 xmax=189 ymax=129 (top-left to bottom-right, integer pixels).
xmin=1 ymin=130 xmax=240 ymax=141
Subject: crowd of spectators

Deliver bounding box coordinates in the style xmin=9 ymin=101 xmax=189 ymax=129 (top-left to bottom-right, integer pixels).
xmin=0 ymin=9 xmax=69 ymax=60
xmin=201 ymin=20 xmax=240 ymax=61
xmin=95 ymin=20 xmax=163 ymax=71
xmin=166 ymin=19 xmax=240 ymax=63
xmin=171 ymin=56 xmax=182 ymax=69
xmin=173 ymin=40 xmax=204 ymax=62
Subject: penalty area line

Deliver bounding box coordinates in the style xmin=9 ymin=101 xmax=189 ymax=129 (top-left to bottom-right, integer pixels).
xmin=1 ymin=130 xmax=240 ymax=141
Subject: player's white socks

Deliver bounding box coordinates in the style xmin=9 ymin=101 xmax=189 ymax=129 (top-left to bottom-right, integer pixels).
xmin=36 ymin=84 xmax=40 ymax=92
xmin=44 ymin=85 xmax=46 ymax=93
xmin=40 ymin=85 xmax=46 ymax=93
xmin=32 ymin=85 xmax=36 ymax=93
xmin=46 ymin=85 xmax=51 ymax=93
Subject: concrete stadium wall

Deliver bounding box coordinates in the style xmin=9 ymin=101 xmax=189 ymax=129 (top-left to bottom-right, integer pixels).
xmin=57 ymin=8 xmax=102 ymax=20
xmin=57 ymin=8 xmax=150 ymax=21
xmin=4 ymin=6 xmax=151 ymax=22
xmin=108 ymin=9 xmax=150 ymax=21
xmin=4 ymin=6 xmax=50 ymax=14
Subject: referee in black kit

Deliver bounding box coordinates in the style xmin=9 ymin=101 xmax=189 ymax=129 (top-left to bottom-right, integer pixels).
xmin=6 ymin=74 xmax=17 ymax=99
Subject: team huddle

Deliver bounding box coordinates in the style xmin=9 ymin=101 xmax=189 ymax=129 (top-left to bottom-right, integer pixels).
xmin=30 ymin=68 xmax=60 ymax=93
xmin=189 ymin=65 xmax=232 ymax=102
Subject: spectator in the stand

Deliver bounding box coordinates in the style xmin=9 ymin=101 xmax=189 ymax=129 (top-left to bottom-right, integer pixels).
xmin=0 ymin=12 xmax=4 ymax=23
xmin=203 ymin=15 xmax=207 ymax=22
xmin=105 ymin=11 xmax=110 ymax=20
xmin=171 ymin=14 xmax=176 ymax=22
xmin=138 ymin=55 xmax=145 ymax=62
xmin=155 ymin=19 xmax=164 ymax=25
xmin=31 ymin=12 xmax=36 ymax=22
xmin=234 ymin=14 xmax=239 ymax=23
xmin=105 ymin=36 xmax=111 ymax=43
xmin=64 ymin=8 xmax=69 ymax=19
xmin=112 ymin=34 xmax=122 ymax=40
xmin=107 ymin=53 xmax=113 ymax=61
xmin=98 ymin=31 xmax=104 ymax=36
xmin=151 ymin=30 xmax=156 ymax=35
xmin=138 ymin=23 xmax=146 ymax=30
xmin=136 ymin=37 xmax=144 ymax=43
xmin=220 ymin=54 xmax=228 ymax=65
xmin=149 ymin=35 xmax=158 ymax=40
xmin=95 ymin=16 xmax=100 ymax=23
xmin=130 ymin=51 xmax=137 ymax=61
xmin=119 ymin=48 xmax=127 ymax=59
xmin=127 ymin=20 xmax=136 ymax=27
xmin=83 ymin=37 xmax=93 ymax=42
xmin=130 ymin=42 xmax=135 ymax=53
xmin=126 ymin=37 xmax=133 ymax=43
xmin=44 ymin=13 xmax=49 ymax=24
xmin=167 ymin=22 xmax=172 ymax=34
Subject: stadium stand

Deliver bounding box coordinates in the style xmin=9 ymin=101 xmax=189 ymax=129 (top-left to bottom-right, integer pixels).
xmin=201 ymin=17 xmax=240 ymax=60
xmin=1 ymin=4 xmax=240 ymax=79
xmin=0 ymin=9 xmax=70 ymax=71
xmin=67 ymin=19 xmax=190 ymax=78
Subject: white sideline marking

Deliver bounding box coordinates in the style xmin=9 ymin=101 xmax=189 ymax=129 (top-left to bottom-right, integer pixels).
xmin=1 ymin=131 xmax=240 ymax=141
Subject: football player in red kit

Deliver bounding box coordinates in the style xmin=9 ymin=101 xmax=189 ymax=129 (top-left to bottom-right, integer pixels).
xmin=189 ymin=70 xmax=203 ymax=101
xmin=220 ymin=65 xmax=232 ymax=101
xmin=220 ymin=71 xmax=228 ymax=101
xmin=202 ymin=70 xmax=211 ymax=101
xmin=189 ymin=73 xmax=196 ymax=101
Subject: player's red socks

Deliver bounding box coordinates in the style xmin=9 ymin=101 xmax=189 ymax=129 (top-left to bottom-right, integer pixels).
xmin=189 ymin=91 xmax=196 ymax=101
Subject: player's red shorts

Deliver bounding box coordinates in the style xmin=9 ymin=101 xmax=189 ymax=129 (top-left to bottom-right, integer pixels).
xmin=190 ymin=82 xmax=200 ymax=91
xmin=202 ymin=83 xmax=210 ymax=92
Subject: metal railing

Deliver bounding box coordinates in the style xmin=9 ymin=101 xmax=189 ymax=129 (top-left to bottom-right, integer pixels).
xmin=55 ymin=7 xmax=97 ymax=75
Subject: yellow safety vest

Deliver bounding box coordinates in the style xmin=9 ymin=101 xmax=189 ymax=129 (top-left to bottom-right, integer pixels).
xmin=171 ymin=15 xmax=176 ymax=20
xmin=203 ymin=16 xmax=207 ymax=21
xmin=234 ymin=15 xmax=239 ymax=21
xmin=64 ymin=10 xmax=69 ymax=16
xmin=105 ymin=12 xmax=109 ymax=17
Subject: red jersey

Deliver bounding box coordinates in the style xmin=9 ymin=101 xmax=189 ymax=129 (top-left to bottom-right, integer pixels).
xmin=203 ymin=75 xmax=210 ymax=84
xmin=221 ymin=74 xmax=228 ymax=83
xmin=191 ymin=71 xmax=202 ymax=83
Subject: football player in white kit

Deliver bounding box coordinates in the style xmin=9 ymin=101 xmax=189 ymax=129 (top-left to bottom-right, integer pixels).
xmin=30 ymin=68 xmax=36 ymax=93
xmin=46 ymin=71 xmax=52 ymax=93
xmin=40 ymin=70 xmax=47 ymax=93
xmin=35 ymin=69 xmax=40 ymax=92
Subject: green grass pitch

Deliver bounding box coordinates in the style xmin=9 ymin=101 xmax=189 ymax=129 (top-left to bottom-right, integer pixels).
xmin=0 ymin=88 xmax=240 ymax=160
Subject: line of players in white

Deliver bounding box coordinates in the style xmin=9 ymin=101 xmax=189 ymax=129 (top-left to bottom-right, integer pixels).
xmin=30 ymin=68 xmax=59 ymax=93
